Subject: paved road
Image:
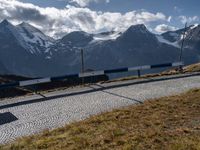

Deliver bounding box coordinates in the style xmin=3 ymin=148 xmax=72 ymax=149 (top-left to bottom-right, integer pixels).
xmin=0 ymin=73 xmax=200 ymax=144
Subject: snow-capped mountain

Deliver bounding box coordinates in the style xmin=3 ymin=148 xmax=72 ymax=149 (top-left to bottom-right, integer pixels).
xmin=157 ymin=24 xmax=200 ymax=60
xmin=160 ymin=24 xmax=200 ymax=48
xmin=0 ymin=20 xmax=59 ymax=77
xmin=0 ymin=20 xmax=200 ymax=77
xmin=17 ymin=22 xmax=55 ymax=54
xmin=184 ymin=24 xmax=200 ymax=50
xmin=0 ymin=20 xmax=27 ymax=50
xmin=0 ymin=20 xmax=55 ymax=55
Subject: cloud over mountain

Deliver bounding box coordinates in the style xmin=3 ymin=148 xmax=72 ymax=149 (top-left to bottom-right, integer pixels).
xmin=69 ymin=0 xmax=110 ymax=7
xmin=0 ymin=0 xmax=170 ymax=38
xmin=179 ymin=16 xmax=199 ymax=24
xmin=155 ymin=24 xmax=177 ymax=33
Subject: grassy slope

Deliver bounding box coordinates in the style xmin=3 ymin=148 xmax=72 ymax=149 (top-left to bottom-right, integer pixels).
xmin=184 ymin=63 xmax=200 ymax=72
xmin=1 ymin=89 xmax=200 ymax=150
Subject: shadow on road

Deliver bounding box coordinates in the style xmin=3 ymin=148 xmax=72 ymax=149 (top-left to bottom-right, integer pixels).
xmin=0 ymin=73 xmax=199 ymax=110
xmin=0 ymin=112 xmax=18 ymax=125
xmin=89 ymin=84 xmax=143 ymax=104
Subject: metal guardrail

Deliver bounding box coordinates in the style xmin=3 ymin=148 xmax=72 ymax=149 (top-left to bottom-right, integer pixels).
xmin=0 ymin=62 xmax=184 ymax=90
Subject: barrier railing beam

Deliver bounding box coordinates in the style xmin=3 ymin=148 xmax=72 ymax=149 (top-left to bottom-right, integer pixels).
xmin=0 ymin=61 xmax=184 ymax=90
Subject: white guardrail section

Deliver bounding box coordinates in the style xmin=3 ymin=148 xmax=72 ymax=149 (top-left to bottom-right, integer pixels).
xmin=19 ymin=78 xmax=51 ymax=87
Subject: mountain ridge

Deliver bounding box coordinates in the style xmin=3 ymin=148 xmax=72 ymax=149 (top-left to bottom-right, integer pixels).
xmin=0 ymin=20 xmax=199 ymax=77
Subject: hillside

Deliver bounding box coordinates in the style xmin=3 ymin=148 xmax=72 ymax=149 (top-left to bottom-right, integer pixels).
xmin=1 ymin=88 xmax=200 ymax=150
xmin=183 ymin=62 xmax=200 ymax=72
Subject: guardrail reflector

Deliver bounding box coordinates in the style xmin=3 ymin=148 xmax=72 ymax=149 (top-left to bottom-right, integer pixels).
xmin=79 ymin=71 xmax=105 ymax=78
xmin=172 ymin=62 xmax=184 ymax=67
xmin=19 ymin=78 xmax=51 ymax=87
xmin=128 ymin=65 xmax=151 ymax=71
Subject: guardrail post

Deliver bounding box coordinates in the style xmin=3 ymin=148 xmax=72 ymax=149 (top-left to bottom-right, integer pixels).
xmin=179 ymin=65 xmax=183 ymax=73
xmin=80 ymin=49 xmax=85 ymax=85
xmin=137 ymin=70 xmax=141 ymax=78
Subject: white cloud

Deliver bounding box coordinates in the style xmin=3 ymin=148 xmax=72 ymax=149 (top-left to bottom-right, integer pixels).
xmin=174 ymin=6 xmax=183 ymax=13
xmin=167 ymin=16 xmax=172 ymax=22
xmin=155 ymin=24 xmax=178 ymax=33
xmin=179 ymin=15 xmax=199 ymax=24
xmin=69 ymin=0 xmax=110 ymax=7
xmin=0 ymin=0 xmax=170 ymax=38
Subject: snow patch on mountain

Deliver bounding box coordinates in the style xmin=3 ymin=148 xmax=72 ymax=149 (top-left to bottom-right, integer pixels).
xmin=156 ymin=35 xmax=180 ymax=48
xmin=17 ymin=22 xmax=55 ymax=54
xmin=190 ymin=24 xmax=199 ymax=30
xmin=93 ymin=31 xmax=121 ymax=41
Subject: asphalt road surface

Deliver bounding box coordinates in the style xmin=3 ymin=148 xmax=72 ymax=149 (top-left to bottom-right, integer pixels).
xmin=0 ymin=73 xmax=200 ymax=144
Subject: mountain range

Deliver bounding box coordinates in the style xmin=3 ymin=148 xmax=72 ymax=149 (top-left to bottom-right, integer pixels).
xmin=0 ymin=19 xmax=199 ymax=78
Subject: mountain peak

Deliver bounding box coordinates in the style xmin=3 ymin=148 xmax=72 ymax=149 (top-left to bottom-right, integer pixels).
xmin=0 ymin=19 xmax=17 ymax=34
xmin=61 ymin=31 xmax=93 ymax=47
xmin=121 ymin=24 xmax=150 ymax=37
xmin=18 ymin=22 xmax=39 ymax=31
xmin=127 ymin=24 xmax=148 ymax=32
xmin=0 ymin=19 xmax=11 ymax=26
xmin=118 ymin=24 xmax=151 ymax=40
xmin=62 ymin=31 xmax=93 ymax=41
xmin=67 ymin=31 xmax=91 ymax=37
xmin=20 ymin=22 xmax=30 ymax=26
xmin=16 ymin=21 xmax=55 ymax=50
xmin=17 ymin=21 xmax=54 ymax=39
xmin=116 ymin=24 xmax=156 ymax=44
xmin=19 ymin=22 xmax=36 ymax=28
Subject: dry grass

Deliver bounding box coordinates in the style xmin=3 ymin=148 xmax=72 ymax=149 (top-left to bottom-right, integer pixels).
xmin=184 ymin=63 xmax=200 ymax=72
xmin=1 ymin=89 xmax=200 ymax=150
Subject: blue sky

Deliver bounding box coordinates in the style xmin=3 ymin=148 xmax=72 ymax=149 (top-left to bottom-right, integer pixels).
xmin=20 ymin=0 xmax=199 ymax=17
xmin=20 ymin=0 xmax=198 ymax=14
xmin=0 ymin=0 xmax=199 ymax=38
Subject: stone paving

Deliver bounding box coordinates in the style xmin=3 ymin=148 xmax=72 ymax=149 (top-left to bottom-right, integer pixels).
xmin=0 ymin=74 xmax=200 ymax=144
